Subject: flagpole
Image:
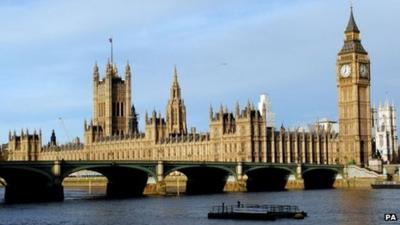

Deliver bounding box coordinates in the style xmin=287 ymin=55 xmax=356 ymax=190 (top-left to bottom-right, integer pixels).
xmin=109 ymin=37 xmax=113 ymax=64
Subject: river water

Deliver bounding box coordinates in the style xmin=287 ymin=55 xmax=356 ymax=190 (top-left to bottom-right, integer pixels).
xmin=0 ymin=187 xmax=398 ymax=225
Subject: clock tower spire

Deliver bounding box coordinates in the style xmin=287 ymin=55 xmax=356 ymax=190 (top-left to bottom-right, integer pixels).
xmin=337 ymin=7 xmax=372 ymax=167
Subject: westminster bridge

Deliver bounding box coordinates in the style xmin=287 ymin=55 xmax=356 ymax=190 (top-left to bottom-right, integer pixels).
xmin=0 ymin=160 xmax=343 ymax=203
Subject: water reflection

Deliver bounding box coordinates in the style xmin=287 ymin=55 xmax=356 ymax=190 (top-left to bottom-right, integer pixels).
xmin=336 ymin=189 xmax=373 ymax=225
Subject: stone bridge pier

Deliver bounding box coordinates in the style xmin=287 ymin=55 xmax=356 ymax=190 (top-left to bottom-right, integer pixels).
xmin=232 ymin=162 xmax=247 ymax=192
xmin=155 ymin=161 xmax=167 ymax=195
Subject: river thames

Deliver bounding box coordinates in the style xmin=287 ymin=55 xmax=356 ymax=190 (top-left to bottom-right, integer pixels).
xmin=0 ymin=187 xmax=398 ymax=225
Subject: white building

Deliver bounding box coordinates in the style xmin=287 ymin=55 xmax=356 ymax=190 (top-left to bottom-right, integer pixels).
xmin=317 ymin=118 xmax=339 ymax=133
xmin=372 ymin=101 xmax=398 ymax=163
xmin=258 ymin=94 xmax=275 ymax=127
xmin=293 ymin=118 xmax=338 ymax=133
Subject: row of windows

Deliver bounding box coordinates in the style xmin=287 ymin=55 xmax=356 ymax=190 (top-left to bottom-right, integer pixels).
xmin=97 ymin=102 xmax=125 ymax=117
xmin=112 ymin=102 xmax=124 ymax=117
xmin=266 ymin=141 xmax=336 ymax=164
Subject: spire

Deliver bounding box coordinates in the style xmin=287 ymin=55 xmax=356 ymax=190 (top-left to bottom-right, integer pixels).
xmin=339 ymin=6 xmax=367 ymax=55
xmin=113 ymin=63 xmax=118 ymax=76
xmin=50 ymin=129 xmax=57 ymax=146
xmin=345 ymin=6 xmax=360 ymax=33
xmin=236 ymin=101 xmax=240 ymax=116
xmin=125 ymin=61 xmax=131 ymax=72
xmin=93 ymin=61 xmax=99 ymax=73
xmin=125 ymin=61 xmax=131 ymax=78
xmin=209 ymin=105 xmax=213 ymax=120
xmin=169 ymin=65 xmax=181 ymax=99
xmin=93 ymin=61 xmax=99 ymax=80
xmin=166 ymin=64 xmax=187 ymax=135
xmin=106 ymin=59 xmax=112 ymax=77
xmin=173 ymin=64 xmax=178 ymax=83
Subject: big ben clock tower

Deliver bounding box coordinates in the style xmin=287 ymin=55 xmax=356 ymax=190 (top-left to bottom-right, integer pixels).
xmin=337 ymin=7 xmax=372 ymax=167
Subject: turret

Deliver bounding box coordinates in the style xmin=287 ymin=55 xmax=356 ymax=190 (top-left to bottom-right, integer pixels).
xmin=235 ymin=101 xmax=240 ymax=118
xmin=128 ymin=104 xmax=139 ymax=134
xmin=209 ymin=105 xmax=213 ymax=121
xmin=105 ymin=60 xmax=113 ymax=78
xmin=7 ymin=129 xmax=41 ymax=161
xmin=93 ymin=62 xmax=99 ymax=81
xmin=145 ymin=110 xmax=167 ymax=142
xmin=50 ymin=130 xmax=57 ymax=146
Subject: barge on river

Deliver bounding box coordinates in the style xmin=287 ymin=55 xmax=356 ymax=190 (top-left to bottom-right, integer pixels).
xmin=371 ymin=181 xmax=400 ymax=189
xmin=208 ymin=203 xmax=307 ymax=221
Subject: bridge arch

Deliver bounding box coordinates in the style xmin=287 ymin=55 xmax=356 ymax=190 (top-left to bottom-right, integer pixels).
xmin=62 ymin=165 xmax=155 ymax=198
xmin=0 ymin=166 xmax=54 ymax=182
xmin=164 ymin=165 xmax=236 ymax=195
xmin=62 ymin=164 xmax=156 ymax=179
xmin=244 ymin=166 xmax=296 ymax=192
xmin=302 ymin=168 xmax=340 ymax=189
xmin=0 ymin=167 xmax=61 ymax=203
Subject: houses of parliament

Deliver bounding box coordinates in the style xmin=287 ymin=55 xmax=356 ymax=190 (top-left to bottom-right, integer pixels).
xmin=2 ymin=9 xmax=375 ymax=168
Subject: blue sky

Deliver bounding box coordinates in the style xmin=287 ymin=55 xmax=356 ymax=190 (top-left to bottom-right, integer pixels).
xmin=0 ymin=0 xmax=399 ymax=144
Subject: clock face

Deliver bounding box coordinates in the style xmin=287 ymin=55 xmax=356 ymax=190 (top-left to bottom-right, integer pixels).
xmin=340 ymin=64 xmax=351 ymax=78
xmin=359 ymin=64 xmax=368 ymax=77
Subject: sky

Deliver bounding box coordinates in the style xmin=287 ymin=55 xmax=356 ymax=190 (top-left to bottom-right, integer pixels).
xmin=0 ymin=0 xmax=399 ymax=144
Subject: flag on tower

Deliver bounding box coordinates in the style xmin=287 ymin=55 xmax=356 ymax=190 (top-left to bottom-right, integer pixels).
xmin=109 ymin=38 xmax=112 ymax=43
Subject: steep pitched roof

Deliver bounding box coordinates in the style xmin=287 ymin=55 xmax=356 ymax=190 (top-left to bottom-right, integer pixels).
xmin=345 ymin=8 xmax=360 ymax=33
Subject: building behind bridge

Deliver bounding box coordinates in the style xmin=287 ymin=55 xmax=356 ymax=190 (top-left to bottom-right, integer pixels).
xmin=3 ymin=59 xmax=341 ymax=165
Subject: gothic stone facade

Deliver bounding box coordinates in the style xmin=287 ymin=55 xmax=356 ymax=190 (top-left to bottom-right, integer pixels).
xmin=5 ymin=9 xmax=371 ymax=167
